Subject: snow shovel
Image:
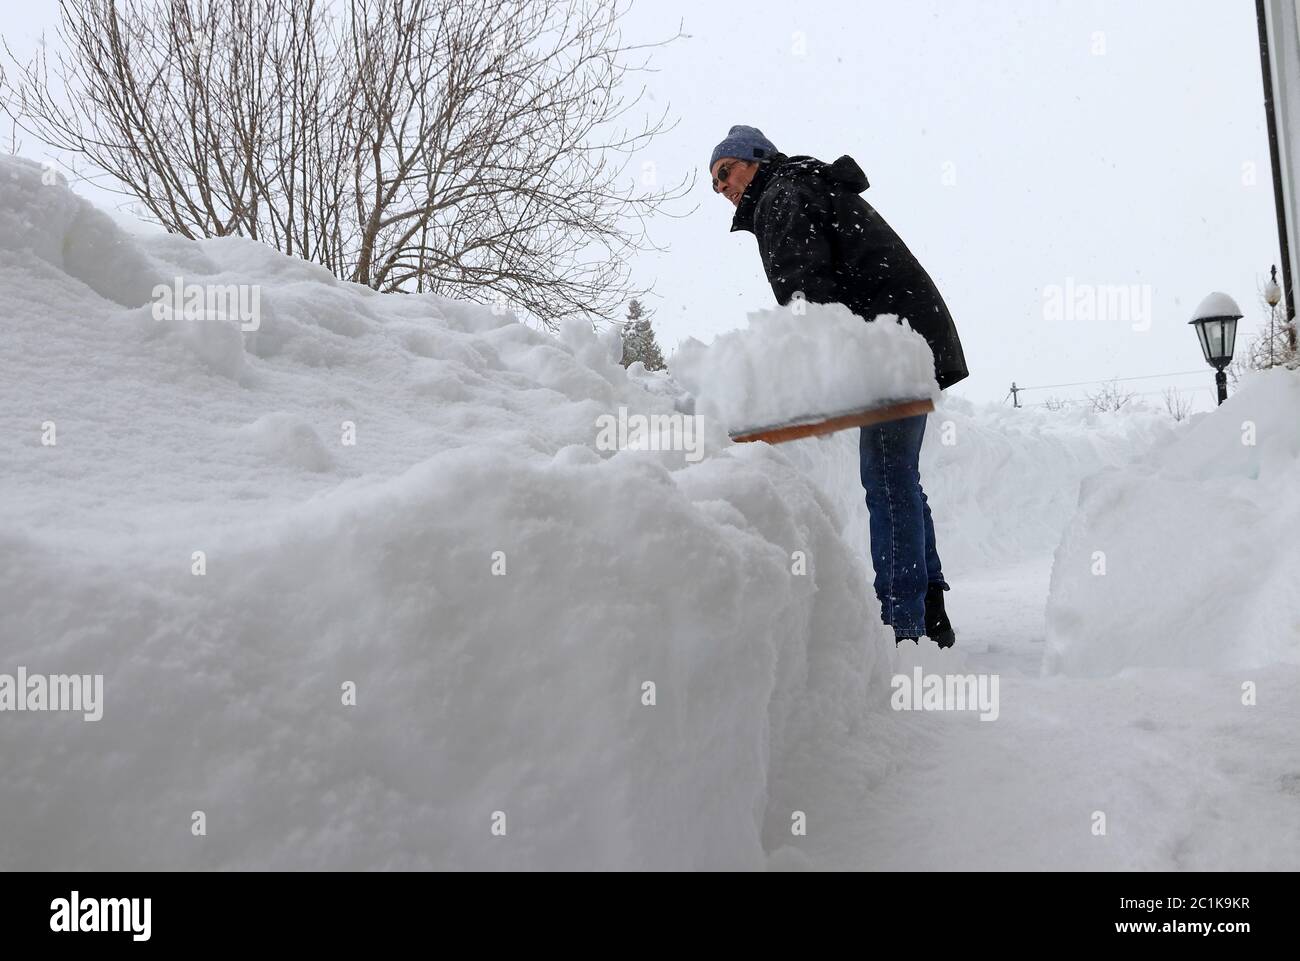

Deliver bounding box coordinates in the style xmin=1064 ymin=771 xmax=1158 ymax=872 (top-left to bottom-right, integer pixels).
xmin=729 ymin=397 xmax=934 ymax=445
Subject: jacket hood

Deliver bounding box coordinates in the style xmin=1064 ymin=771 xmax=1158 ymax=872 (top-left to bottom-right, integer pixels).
xmin=778 ymin=154 xmax=870 ymax=193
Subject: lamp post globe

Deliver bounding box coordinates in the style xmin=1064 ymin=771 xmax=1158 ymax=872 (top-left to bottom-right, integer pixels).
xmin=1265 ymin=265 xmax=1282 ymax=308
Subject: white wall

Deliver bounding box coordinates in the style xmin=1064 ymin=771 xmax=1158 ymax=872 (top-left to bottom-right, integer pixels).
xmin=1266 ymin=0 xmax=1300 ymax=314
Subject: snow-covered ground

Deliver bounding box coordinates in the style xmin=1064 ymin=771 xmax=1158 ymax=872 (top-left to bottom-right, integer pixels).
xmin=3 ymin=154 xmax=1297 ymax=870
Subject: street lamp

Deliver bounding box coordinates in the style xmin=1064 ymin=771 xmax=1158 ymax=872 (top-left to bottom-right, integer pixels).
xmin=1188 ymin=292 xmax=1242 ymax=406
xmin=1265 ymin=266 xmax=1282 ymax=368
xmin=1265 ymin=266 xmax=1282 ymax=308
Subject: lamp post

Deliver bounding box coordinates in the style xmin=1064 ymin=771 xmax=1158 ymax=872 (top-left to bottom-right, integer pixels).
xmin=1188 ymin=292 xmax=1242 ymax=406
xmin=1265 ymin=265 xmax=1282 ymax=368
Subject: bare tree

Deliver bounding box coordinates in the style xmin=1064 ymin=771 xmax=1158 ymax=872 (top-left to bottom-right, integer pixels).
xmin=1085 ymin=377 xmax=1136 ymax=413
xmin=1 ymin=0 xmax=690 ymax=327
xmin=1161 ymin=386 xmax=1192 ymax=422
xmin=1042 ymin=395 xmax=1070 ymax=411
xmin=1225 ymin=352 xmax=1249 ymax=390
xmin=1240 ymin=283 xmax=1300 ymax=372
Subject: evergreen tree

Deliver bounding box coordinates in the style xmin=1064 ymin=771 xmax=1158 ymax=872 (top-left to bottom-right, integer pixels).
xmin=620 ymin=299 xmax=666 ymax=371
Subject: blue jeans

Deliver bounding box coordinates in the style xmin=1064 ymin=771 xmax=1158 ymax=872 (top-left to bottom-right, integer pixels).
xmin=859 ymin=414 xmax=949 ymax=638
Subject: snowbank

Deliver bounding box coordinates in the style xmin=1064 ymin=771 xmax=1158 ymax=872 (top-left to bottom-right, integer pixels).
xmin=0 ymin=156 xmax=898 ymax=870
xmin=1045 ymin=368 xmax=1300 ymax=676
xmin=670 ymin=303 xmax=938 ymax=435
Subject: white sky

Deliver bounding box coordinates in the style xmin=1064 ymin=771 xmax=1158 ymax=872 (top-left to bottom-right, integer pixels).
xmin=3 ymin=0 xmax=1283 ymax=408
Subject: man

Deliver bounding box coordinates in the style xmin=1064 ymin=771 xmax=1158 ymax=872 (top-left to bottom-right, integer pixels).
xmin=709 ymin=125 xmax=967 ymax=648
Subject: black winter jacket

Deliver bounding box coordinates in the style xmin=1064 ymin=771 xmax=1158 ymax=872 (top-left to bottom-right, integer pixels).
xmin=731 ymin=153 xmax=969 ymax=390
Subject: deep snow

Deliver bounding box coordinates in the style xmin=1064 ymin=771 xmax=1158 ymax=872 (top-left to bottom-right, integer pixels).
xmin=1046 ymin=367 xmax=1300 ymax=675
xmin=0 ymin=155 xmax=899 ymax=870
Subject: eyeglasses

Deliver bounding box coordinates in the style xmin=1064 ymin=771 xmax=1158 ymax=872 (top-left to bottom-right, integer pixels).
xmin=712 ymin=160 xmax=747 ymax=191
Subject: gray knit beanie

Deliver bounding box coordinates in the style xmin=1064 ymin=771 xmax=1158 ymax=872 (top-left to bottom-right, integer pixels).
xmin=708 ymin=125 xmax=779 ymax=171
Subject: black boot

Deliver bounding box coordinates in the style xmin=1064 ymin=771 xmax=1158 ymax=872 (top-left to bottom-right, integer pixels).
xmin=925 ymin=583 xmax=956 ymax=649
